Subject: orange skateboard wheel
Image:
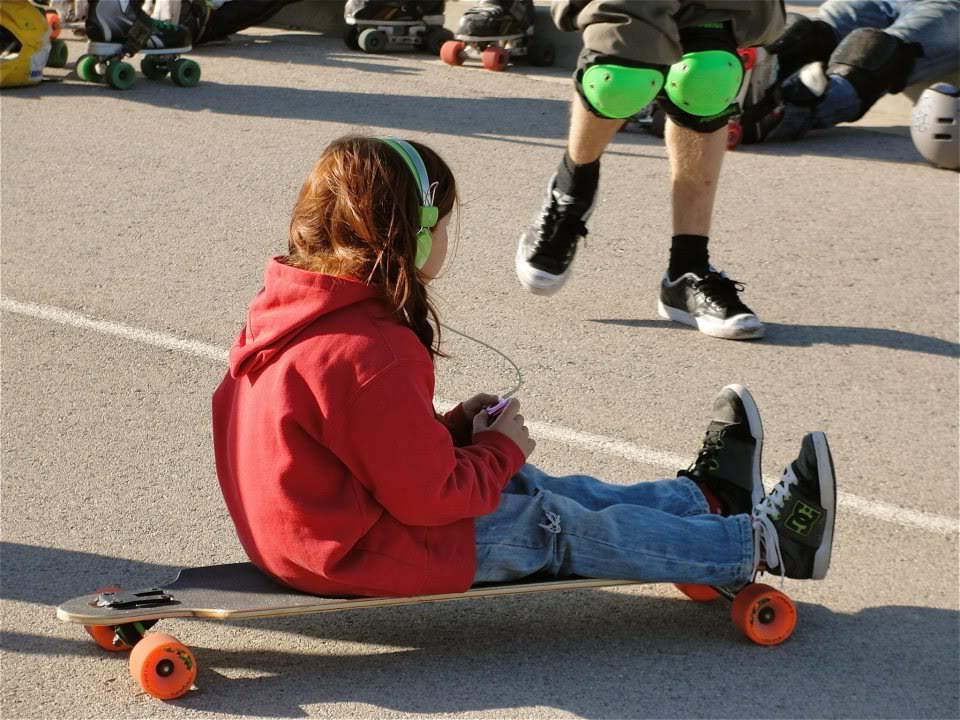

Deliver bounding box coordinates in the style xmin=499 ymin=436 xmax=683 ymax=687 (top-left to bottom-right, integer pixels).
xmin=727 ymin=121 xmax=743 ymax=150
xmin=129 ymin=633 xmax=197 ymax=700
xmin=674 ymin=583 xmax=720 ymax=603
xmin=482 ymin=46 xmax=508 ymax=72
xmin=440 ymin=40 xmax=464 ymax=66
xmin=730 ymin=583 xmax=796 ymax=646
xmin=85 ymin=625 xmax=132 ymax=652
xmin=46 ymin=11 xmax=61 ymax=40
xmin=737 ymin=48 xmax=757 ymax=71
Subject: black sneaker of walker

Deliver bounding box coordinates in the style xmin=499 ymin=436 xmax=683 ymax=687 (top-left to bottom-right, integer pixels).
xmin=515 ymin=175 xmax=594 ymax=296
xmin=680 ymin=384 xmax=764 ymax=516
xmin=459 ymin=0 xmax=534 ymax=38
xmin=753 ymin=432 xmax=836 ymax=580
xmin=658 ymin=269 xmax=765 ymax=340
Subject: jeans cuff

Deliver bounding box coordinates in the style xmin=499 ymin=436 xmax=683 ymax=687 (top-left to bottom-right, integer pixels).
xmin=677 ymin=476 xmax=711 ymax=516
xmin=735 ymin=514 xmax=755 ymax=583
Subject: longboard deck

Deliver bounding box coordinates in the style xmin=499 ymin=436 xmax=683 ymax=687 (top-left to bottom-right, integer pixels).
xmin=57 ymin=562 xmax=643 ymax=626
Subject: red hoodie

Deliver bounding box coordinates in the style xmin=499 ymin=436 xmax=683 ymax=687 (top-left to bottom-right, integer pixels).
xmin=212 ymin=259 xmax=526 ymax=597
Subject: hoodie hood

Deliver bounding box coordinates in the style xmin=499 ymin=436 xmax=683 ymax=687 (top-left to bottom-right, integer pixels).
xmin=229 ymin=258 xmax=381 ymax=378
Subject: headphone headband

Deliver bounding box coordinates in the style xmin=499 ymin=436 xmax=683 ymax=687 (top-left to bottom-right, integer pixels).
xmin=378 ymin=136 xmax=438 ymax=270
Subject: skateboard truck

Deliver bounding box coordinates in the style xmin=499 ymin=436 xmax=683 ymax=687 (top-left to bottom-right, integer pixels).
xmin=95 ymin=588 xmax=178 ymax=610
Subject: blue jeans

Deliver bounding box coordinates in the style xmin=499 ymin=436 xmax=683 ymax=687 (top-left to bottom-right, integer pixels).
xmin=474 ymin=465 xmax=754 ymax=586
xmin=776 ymin=0 xmax=960 ymax=135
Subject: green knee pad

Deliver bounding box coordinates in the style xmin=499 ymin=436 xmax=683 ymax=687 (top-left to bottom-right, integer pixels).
xmin=665 ymin=49 xmax=743 ymax=117
xmin=581 ymin=64 xmax=664 ymax=119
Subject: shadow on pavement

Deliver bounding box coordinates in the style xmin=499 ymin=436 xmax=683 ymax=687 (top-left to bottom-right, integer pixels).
xmin=736 ymin=125 xmax=923 ymax=166
xmin=0 ymin=541 xmax=181 ymax=606
xmin=30 ymin=78 xmax=666 ymax=159
xmin=590 ymin=319 xmax=960 ymax=358
xmin=11 ymin=578 xmax=959 ymax=719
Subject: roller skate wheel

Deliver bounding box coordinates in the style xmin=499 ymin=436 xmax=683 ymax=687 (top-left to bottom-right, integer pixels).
xmin=343 ymin=25 xmax=360 ymax=51
xmin=141 ymin=56 xmax=169 ymax=81
xmin=674 ymin=583 xmax=720 ymax=603
xmin=730 ymin=583 xmax=797 ymax=646
xmin=424 ymin=27 xmax=454 ymax=56
xmin=358 ymin=28 xmax=388 ymax=54
xmin=46 ymin=11 xmax=61 ymax=40
xmin=85 ymin=625 xmax=133 ymax=652
xmin=481 ymin=46 xmax=509 ymax=72
xmin=129 ymin=633 xmax=197 ymax=701
xmin=76 ymin=55 xmax=103 ymax=83
xmin=727 ymin=121 xmax=743 ymax=150
xmin=440 ymin=40 xmax=465 ymax=66
xmin=171 ymin=58 xmax=200 ymax=87
xmin=47 ymin=39 xmax=68 ymax=68
xmin=106 ymin=61 xmax=136 ymax=90
xmin=737 ymin=48 xmax=757 ymax=71
xmin=527 ymin=39 xmax=556 ymax=67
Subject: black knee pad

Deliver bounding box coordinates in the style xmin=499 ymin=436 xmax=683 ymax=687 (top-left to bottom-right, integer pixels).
xmin=657 ymin=23 xmax=741 ymax=134
xmin=827 ymin=27 xmax=922 ymax=119
xmin=767 ymin=13 xmax=839 ymax=80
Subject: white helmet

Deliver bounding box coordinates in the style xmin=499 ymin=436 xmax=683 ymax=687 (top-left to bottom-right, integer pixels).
xmin=911 ymin=83 xmax=959 ymax=170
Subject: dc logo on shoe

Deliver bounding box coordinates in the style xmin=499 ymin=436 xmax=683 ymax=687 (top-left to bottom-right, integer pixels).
xmin=785 ymin=502 xmax=822 ymax=536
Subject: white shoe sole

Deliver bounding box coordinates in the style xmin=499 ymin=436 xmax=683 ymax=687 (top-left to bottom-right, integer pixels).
xmin=723 ymin=383 xmax=765 ymax=509
xmin=87 ymin=41 xmax=192 ymax=56
xmin=658 ymin=300 xmax=765 ymax=340
xmin=515 ymin=242 xmax=571 ymax=296
xmin=810 ymin=431 xmax=836 ymax=580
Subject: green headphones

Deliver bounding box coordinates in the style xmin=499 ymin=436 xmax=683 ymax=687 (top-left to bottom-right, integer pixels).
xmin=378 ymin=137 xmax=439 ymax=270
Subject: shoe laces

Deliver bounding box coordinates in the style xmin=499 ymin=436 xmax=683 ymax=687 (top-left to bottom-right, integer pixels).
xmin=751 ymin=465 xmax=798 ymax=588
xmin=532 ymin=191 xmax=589 ymax=256
xmin=686 ymin=428 xmax=725 ymax=476
xmin=693 ymin=272 xmax=751 ymax=314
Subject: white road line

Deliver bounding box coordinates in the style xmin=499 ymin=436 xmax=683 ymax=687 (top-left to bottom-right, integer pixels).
xmin=4 ymin=296 xmax=957 ymax=536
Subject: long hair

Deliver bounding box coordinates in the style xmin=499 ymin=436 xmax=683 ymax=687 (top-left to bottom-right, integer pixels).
xmin=284 ymin=135 xmax=457 ymax=360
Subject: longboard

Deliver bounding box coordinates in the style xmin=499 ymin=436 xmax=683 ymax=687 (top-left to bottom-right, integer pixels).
xmin=57 ymin=562 xmax=797 ymax=700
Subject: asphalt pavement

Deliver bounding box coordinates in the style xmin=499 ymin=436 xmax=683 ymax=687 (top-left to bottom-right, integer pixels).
xmin=2 ymin=26 xmax=958 ymax=720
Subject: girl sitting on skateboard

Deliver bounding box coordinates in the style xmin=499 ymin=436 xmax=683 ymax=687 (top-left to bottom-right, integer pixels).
xmin=212 ymin=135 xmax=836 ymax=611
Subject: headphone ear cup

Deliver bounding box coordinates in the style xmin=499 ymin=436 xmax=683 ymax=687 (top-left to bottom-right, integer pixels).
xmin=415 ymin=228 xmax=433 ymax=270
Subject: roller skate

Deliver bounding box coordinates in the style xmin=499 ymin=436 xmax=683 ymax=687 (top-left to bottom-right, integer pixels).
xmin=727 ymin=46 xmax=779 ymax=149
xmin=343 ymin=1 xmax=453 ymax=56
xmin=75 ymin=0 xmax=199 ymax=90
xmin=440 ymin=0 xmax=554 ymax=72
xmin=26 ymin=0 xmax=68 ymax=67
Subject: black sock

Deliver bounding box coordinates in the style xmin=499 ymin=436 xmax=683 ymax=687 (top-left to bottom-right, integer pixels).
xmin=668 ymin=235 xmax=710 ymax=281
xmin=555 ymin=151 xmax=599 ymax=200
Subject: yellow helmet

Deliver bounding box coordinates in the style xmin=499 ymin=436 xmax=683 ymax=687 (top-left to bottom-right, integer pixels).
xmin=1 ymin=0 xmax=51 ymax=88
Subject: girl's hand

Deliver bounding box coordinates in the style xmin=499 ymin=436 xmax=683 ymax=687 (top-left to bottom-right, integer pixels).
xmin=472 ymin=398 xmax=536 ymax=459
xmin=461 ymin=393 xmax=500 ymax=420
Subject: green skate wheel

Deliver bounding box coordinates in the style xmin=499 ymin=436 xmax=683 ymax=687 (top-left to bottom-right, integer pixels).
xmin=358 ymin=28 xmax=387 ymax=54
xmin=423 ymin=27 xmax=453 ymax=56
xmin=343 ymin=25 xmax=360 ymax=51
xmin=106 ymin=61 xmax=136 ymax=90
xmin=47 ymin=39 xmax=68 ymax=68
xmin=171 ymin=58 xmax=200 ymax=88
xmin=140 ymin=56 xmax=169 ymax=81
xmin=76 ymin=55 xmax=103 ymax=83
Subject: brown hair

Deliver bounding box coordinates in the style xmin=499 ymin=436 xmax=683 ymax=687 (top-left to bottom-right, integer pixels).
xmin=284 ymin=135 xmax=457 ymax=360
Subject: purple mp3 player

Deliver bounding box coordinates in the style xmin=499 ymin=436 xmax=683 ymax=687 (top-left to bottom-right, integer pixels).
xmin=485 ymin=398 xmax=510 ymax=418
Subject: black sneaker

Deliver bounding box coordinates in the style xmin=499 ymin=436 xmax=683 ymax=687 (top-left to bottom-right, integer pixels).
xmin=752 ymin=432 xmax=836 ymax=580
xmin=457 ymin=0 xmax=534 ymax=39
xmin=516 ymin=174 xmax=594 ymax=296
xmin=86 ymin=0 xmax=191 ymax=54
xmin=345 ymin=0 xmax=445 ymax=23
xmin=680 ymin=384 xmax=764 ymax=516
xmin=658 ymin=269 xmax=765 ymax=340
